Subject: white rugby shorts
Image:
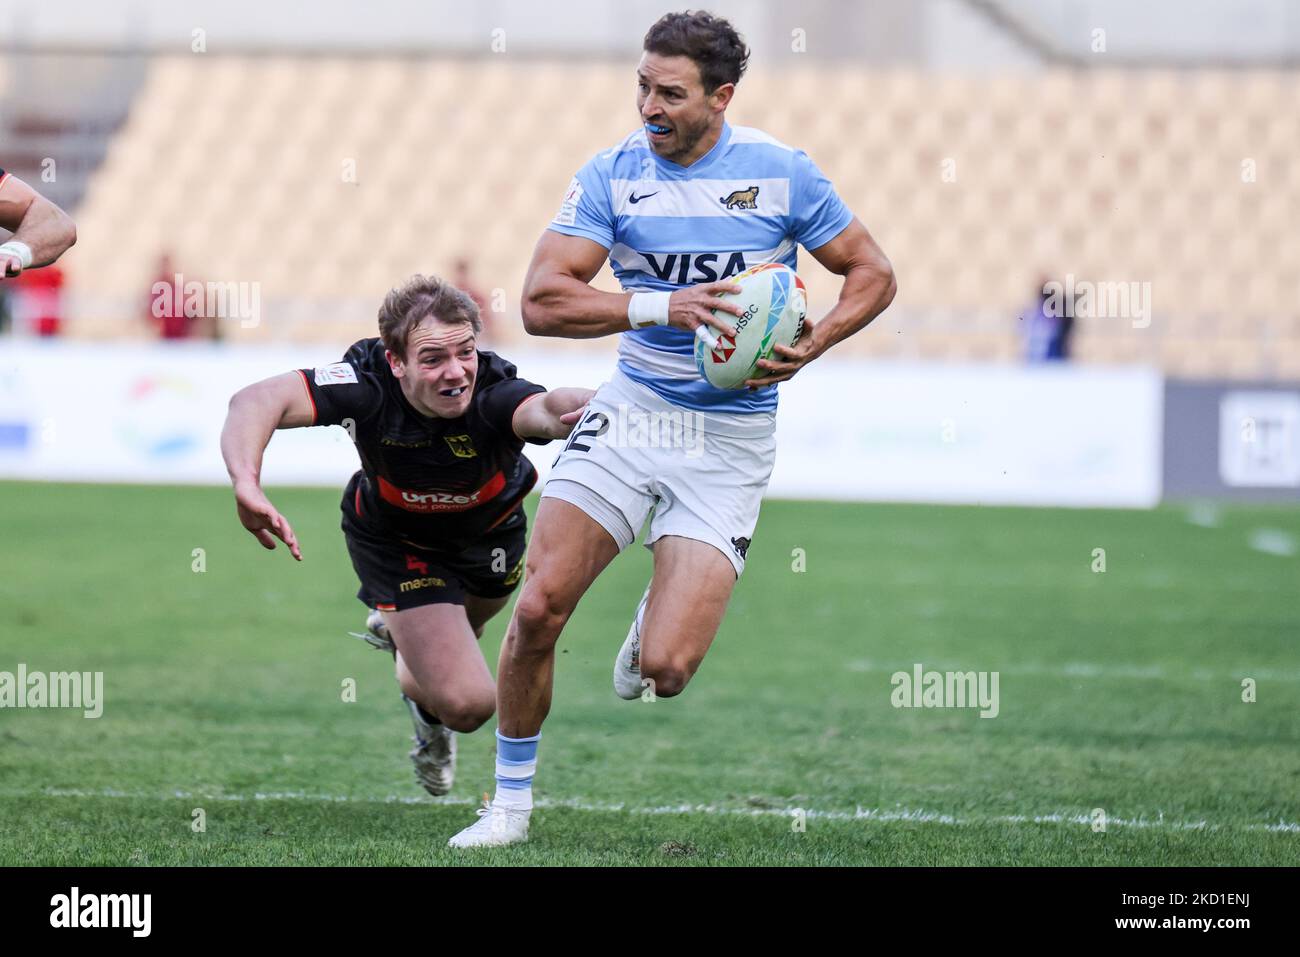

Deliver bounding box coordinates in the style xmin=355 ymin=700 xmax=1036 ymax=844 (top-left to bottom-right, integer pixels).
xmin=540 ymin=368 xmax=776 ymax=577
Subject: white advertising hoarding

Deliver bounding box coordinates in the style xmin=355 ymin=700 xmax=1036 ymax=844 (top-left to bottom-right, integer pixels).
xmin=1218 ymin=391 xmax=1300 ymax=488
xmin=0 ymin=342 xmax=1163 ymax=507
xmin=770 ymin=360 xmax=1164 ymax=507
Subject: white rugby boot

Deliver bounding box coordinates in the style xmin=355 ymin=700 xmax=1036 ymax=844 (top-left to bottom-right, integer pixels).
xmin=447 ymin=798 xmax=531 ymax=849
xmin=612 ymin=584 xmax=651 ymax=700
xmin=403 ymin=694 xmax=456 ymax=796
xmin=347 ymin=607 xmax=396 ymax=654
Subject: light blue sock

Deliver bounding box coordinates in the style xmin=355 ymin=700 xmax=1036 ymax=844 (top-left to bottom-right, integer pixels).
xmin=493 ymin=729 xmax=539 ymax=810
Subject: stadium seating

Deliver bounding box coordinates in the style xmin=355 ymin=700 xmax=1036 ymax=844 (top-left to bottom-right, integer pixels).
xmin=42 ymin=55 xmax=1300 ymax=378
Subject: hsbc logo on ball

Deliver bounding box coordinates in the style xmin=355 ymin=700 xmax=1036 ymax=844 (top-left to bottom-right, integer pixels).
xmin=710 ymin=333 xmax=736 ymax=363
xmin=711 ymin=302 xmax=756 ymax=363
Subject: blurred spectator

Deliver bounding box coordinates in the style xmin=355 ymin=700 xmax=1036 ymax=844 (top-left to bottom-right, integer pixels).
xmin=11 ymin=263 xmax=66 ymax=337
xmin=147 ymin=252 xmax=218 ymax=340
xmin=453 ymin=257 xmax=494 ymax=342
xmin=149 ymin=253 xmax=188 ymax=339
xmin=1021 ymin=275 xmax=1074 ymax=362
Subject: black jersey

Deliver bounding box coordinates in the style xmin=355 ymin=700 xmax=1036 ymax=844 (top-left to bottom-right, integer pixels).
xmin=299 ymin=338 xmax=548 ymax=550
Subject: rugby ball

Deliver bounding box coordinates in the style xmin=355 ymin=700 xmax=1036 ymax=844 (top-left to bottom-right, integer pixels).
xmin=693 ymin=263 xmax=807 ymax=390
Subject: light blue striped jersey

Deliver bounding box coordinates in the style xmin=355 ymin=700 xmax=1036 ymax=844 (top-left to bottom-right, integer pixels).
xmin=547 ymin=121 xmax=853 ymax=414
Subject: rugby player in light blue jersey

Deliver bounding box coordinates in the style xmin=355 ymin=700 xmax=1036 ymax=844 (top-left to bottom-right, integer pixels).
xmin=450 ymin=9 xmax=896 ymax=848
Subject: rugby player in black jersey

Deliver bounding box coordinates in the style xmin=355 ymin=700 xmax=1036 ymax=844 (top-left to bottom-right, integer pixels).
xmin=0 ymin=167 xmax=77 ymax=278
xmin=220 ymin=275 xmax=593 ymax=794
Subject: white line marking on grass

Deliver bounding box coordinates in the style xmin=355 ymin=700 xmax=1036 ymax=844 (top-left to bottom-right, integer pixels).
xmin=5 ymin=787 xmax=1296 ymax=834
xmin=1248 ymin=528 xmax=1296 ymax=558
xmin=1263 ymin=821 xmax=1300 ymax=833
xmin=1186 ymin=503 xmax=1221 ymax=528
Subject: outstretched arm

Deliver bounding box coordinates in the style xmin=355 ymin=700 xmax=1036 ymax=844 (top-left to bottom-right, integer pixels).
xmin=220 ymin=372 xmax=316 ymax=560
xmin=511 ymin=387 xmax=598 ymax=442
xmin=0 ymin=173 xmax=77 ymax=276
xmin=520 ymin=231 xmax=743 ymax=342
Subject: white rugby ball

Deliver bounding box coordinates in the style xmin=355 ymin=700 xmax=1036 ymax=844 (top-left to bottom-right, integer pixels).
xmin=693 ymin=263 xmax=807 ymax=390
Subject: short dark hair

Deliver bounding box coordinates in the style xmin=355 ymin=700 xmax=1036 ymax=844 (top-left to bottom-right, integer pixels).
xmin=643 ymin=10 xmax=749 ymax=94
xmin=377 ymin=274 xmax=481 ymax=360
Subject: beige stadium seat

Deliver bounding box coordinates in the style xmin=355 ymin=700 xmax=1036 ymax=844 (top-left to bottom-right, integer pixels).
xmin=1272 ymin=341 xmax=1300 ymax=381
xmin=1092 ymin=334 xmax=1152 ymax=366
xmin=1070 ymin=334 xmax=1115 ymax=365
xmin=1240 ymin=274 xmax=1279 ymax=319
xmin=1264 ymin=117 xmax=1300 ymax=165
xmin=1219 ymin=339 xmax=1268 ymax=379
xmin=1189 ymin=72 xmax=1236 ymax=114
xmin=1139 ymin=69 xmax=1182 ymax=110
xmin=1159 ymin=340 xmax=1209 ymax=378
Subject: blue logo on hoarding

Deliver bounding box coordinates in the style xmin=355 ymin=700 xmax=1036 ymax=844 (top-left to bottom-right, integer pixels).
xmin=0 ymin=421 xmax=30 ymax=451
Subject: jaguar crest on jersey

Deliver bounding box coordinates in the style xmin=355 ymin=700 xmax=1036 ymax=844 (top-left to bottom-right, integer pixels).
xmin=719 ymin=186 xmax=760 ymax=210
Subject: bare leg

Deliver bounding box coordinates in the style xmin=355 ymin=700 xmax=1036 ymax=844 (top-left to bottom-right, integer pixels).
xmin=464 ymin=593 xmax=511 ymax=637
xmin=496 ymin=498 xmax=621 ymax=737
xmin=385 ymin=602 xmax=498 ymax=733
xmin=392 ymin=592 xmax=508 ymax=713
xmin=637 ymin=535 xmax=739 ymax=697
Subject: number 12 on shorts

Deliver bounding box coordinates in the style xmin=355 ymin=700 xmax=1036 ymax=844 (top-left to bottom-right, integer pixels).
xmin=562 ymin=410 xmax=609 ymax=454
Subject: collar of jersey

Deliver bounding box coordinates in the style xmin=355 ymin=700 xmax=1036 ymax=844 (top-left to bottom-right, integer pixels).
xmin=650 ymin=120 xmax=732 ymax=177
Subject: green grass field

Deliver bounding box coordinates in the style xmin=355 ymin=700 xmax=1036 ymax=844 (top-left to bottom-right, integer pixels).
xmin=1 ymin=481 xmax=1297 ymax=865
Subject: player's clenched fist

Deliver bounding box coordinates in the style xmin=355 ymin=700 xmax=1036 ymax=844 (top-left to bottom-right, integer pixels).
xmin=0 ymin=247 xmax=25 ymax=278
xmin=233 ymin=480 xmax=302 ymax=560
